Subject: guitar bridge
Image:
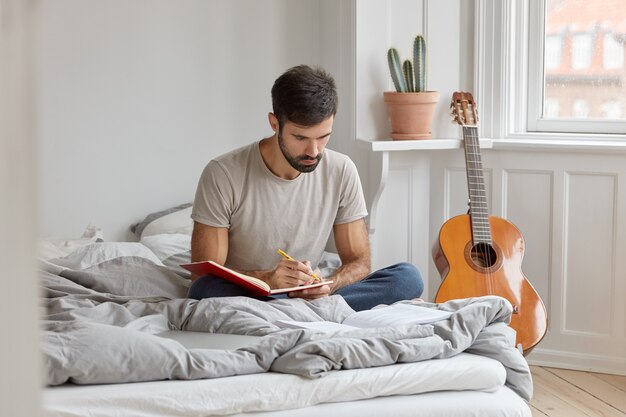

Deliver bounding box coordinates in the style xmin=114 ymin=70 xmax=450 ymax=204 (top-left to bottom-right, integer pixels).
xmin=512 ymin=305 xmax=520 ymax=314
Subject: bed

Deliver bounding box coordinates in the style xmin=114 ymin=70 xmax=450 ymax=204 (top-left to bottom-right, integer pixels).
xmin=39 ymin=205 xmax=533 ymax=417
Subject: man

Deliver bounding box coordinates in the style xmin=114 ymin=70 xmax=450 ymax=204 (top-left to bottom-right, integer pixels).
xmin=188 ymin=65 xmax=423 ymax=311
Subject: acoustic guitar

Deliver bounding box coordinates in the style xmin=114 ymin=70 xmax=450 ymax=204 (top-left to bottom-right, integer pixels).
xmin=432 ymin=92 xmax=548 ymax=355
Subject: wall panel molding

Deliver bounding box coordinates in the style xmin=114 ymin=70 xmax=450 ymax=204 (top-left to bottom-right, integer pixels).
xmin=425 ymin=149 xmax=626 ymax=373
xmin=562 ymin=172 xmax=617 ymax=337
xmin=529 ymin=347 xmax=626 ymax=376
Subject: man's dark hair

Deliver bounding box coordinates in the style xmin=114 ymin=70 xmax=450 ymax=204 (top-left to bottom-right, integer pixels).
xmin=271 ymin=65 xmax=338 ymax=130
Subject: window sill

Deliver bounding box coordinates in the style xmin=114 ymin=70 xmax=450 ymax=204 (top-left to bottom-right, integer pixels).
xmin=491 ymin=136 xmax=626 ymax=153
xmin=356 ymin=137 xmax=626 ymax=154
xmin=356 ymin=137 xmax=493 ymax=152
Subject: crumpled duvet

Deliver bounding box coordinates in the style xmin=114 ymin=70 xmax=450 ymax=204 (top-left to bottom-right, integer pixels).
xmin=40 ymin=253 xmax=532 ymax=401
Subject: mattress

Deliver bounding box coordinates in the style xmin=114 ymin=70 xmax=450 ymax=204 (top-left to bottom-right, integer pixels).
xmin=44 ymin=384 xmax=530 ymax=417
xmin=43 ymin=370 xmax=529 ymax=417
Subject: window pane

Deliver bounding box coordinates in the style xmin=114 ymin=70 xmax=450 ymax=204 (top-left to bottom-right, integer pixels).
xmin=545 ymin=98 xmax=560 ymax=117
xmin=545 ymin=35 xmax=562 ymax=69
xmin=601 ymin=100 xmax=623 ymax=118
xmin=572 ymin=99 xmax=589 ymax=118
xmin=604 ymin=33 xmax=624 ymax=69
xmin=571 ymin=34 xmax=591 ymax=70
xmin=544 ymin=0 xmax=626 ymax=120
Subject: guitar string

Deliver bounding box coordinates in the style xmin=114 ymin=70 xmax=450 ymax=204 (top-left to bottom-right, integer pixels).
xmin=459 ymin=101 xmax=492 ymax=295
xmin=473 ymin=123 xmax=494 ymax=295
xmin=464 ymin=111 xmax=494 ymax=296
xmin=468 ymin=122 xmax=493 ymax=294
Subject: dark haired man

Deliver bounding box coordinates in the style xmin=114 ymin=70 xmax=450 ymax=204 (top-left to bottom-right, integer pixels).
xmin=188 ymin=65 xmax=423 ymax=311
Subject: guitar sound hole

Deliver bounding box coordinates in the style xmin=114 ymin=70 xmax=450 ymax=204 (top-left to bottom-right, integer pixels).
xmin=470 ymin=243 xmax=498 ymax=268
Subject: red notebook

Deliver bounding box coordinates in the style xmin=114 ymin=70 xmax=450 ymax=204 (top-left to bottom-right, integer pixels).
xmin=180 ymin=260 xmax=332 ymax=296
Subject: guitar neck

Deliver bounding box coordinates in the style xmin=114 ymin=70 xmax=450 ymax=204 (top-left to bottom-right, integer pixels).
xmin=462 ymin=126 xmax=492 ymax=245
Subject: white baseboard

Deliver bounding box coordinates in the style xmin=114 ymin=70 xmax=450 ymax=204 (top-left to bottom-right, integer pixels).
xmin=527 ymin=347 xmax=626 ymax=376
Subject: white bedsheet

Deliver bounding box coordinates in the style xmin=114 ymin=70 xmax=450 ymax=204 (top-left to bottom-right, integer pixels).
xmin=43 ymin=353 xmax=511 ymax=417
xmin=238 ymin=386 xmax=532 ymax=417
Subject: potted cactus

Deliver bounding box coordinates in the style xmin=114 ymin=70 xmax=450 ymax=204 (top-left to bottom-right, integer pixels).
xmin=384 ymin=35 xmax=440 ymax=140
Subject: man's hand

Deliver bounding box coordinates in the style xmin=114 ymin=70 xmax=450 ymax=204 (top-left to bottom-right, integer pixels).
xmin=289 ymin=264 xmax=330 ymax=299
xmin=268 ymin=259 xmax=317 ymax=289
xmin=289 ymin=279 xmax=332 ymax=300
xmin=268 ymin=259 xmax=330 ymax=300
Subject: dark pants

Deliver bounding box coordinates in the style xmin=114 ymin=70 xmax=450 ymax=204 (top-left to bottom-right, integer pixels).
xmin=187 ymin=262 xmax=424 ymax=311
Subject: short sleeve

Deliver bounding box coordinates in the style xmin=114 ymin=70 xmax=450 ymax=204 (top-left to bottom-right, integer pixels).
xmin=335 ymin=158 xmax=368 ymax=224
xmin=191 ymin=160 xmax=234 ymax=228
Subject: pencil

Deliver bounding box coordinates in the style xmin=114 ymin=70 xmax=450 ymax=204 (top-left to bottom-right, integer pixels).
xmin=277 ymin=249 xmax=321 ymax=282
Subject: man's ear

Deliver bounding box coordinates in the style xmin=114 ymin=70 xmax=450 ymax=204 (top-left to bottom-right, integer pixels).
xmin=268 ymin=113 xmax=280 ymax=133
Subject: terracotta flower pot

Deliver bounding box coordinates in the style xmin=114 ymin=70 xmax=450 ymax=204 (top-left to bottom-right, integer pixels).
xmin=384 ymin=91 xmax=440 ymax=140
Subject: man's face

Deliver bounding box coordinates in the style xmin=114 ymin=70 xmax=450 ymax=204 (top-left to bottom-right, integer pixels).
xmin=276 ymin=116 xmax=333 ymax=173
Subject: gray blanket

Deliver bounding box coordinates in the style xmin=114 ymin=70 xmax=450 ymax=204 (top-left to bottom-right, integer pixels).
xmin=40 ymin=255 xmax=532 ymax=401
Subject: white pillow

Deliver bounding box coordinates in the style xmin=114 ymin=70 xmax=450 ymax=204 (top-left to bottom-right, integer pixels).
xmin=130 ymin=204 xmax=193 ymax=240
xmin=141 ymin=206 xmax=193 ymax=238
xmin=39 ymin=225 xmax=104 ymax=261
xmin=140 ymin=233 xmax=192 ymax=278
xmin=140 ymin=233 xmax=191 ymax=262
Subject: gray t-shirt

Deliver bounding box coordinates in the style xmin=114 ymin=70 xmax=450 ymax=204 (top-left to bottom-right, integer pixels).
xmin=191 ymin=141 xmax=368 ymax=271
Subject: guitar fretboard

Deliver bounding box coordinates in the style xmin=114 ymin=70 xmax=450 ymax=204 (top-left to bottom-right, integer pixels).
xmin=462 ymin=126 xmax=492 ymax=245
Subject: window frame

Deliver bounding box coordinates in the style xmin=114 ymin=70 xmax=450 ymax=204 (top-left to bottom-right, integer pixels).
xmin=476 ymin=0 xmax=626 ymax=141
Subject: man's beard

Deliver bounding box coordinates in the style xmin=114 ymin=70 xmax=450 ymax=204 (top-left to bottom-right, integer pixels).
xmin=278 ymin=132 xmax=323 ymax=173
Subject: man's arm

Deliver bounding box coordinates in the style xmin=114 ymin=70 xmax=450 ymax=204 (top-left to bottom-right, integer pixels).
xmin=191 ymin=221 xmax=315 ymax=288
xmin=328 ymin=218 xmax=371 ymax=292
xmin=190 ymin=222 xmax=229 ymax=281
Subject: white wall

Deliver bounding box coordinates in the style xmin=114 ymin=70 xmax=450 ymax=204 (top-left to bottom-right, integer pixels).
xmin=0 ymin=0 xmax=41 ymax=415
xmin=354 ymin=0 xmax=466 ymax=274
xmin=355 ymin=0 xmax=465 ymax=143
xmin=318 ymin=0 xmax=356 ymax=159
xmin=36 ymin=0 xmax=323 ymax=241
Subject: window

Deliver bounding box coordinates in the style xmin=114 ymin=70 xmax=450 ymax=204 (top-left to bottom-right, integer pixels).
xmin=572 ymin=99 xmax=590 ymax=118
xmin=544 ymin=98 xmax=560 ymax=118
xmin=601 ymin=101 xmax=623 ymax=119
xmin=531 ymin=0 xmax=626 ymax=133
xmin=477 ymin=0 xmax=626 ymax=137
xmin=603 ymin=33 xmax=624 ymax=70
xmin=545 ymin=35 xmax=562 ymax=69
xmin=571 ymin=34 xmax=592 ymax=70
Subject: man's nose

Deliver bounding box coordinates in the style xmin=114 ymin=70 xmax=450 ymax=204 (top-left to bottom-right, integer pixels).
xmin=305 ymin=139 xmax=319 ymax=157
